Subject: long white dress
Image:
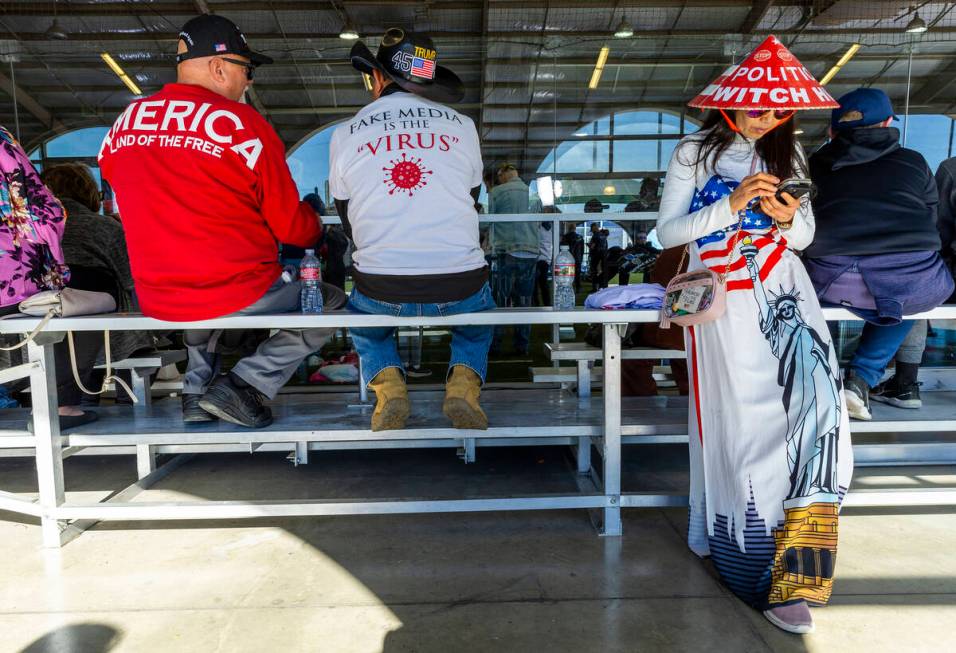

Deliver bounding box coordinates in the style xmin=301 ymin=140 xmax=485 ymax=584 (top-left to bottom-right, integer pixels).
xmin=657 ymin=129 xmax=854 ymax=609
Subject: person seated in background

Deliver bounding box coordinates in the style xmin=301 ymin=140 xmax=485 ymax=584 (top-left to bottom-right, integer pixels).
xmin=279 ymin=193 xmax=326 ymax=268
xmin=488 ymin=162 xmax=539 ymax=355
xmin=938 ymin=153 xmax=956 ymax=285
xmin=805 ymin=88 xmax=954 ymax=420
xmin=41 ymin=163 xmax=168 ymax=412
xmin=280 ymin=193 xmax=350 ymax=290
xmin=869 ymin=153 xmax=956 ymax=411
xmin=0 ymin=125 xmax=88 ymax=428
xmin=331 ymin=28 xmax=493 ymax=431
xmin=98 ymin=14 xmax=345 ymax=428
xmin=0 ymin=125 xmax=68 ymax=314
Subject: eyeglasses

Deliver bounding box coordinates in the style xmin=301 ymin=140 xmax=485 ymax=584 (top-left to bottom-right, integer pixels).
xmin=221 ymin=57 xmax=255 ymax=81
xmin=745 ymin=109 xmax=795 ymax=120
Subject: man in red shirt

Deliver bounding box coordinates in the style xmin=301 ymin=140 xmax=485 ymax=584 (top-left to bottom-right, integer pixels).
xmin=99 ymin=14 xmax=344 ymax=428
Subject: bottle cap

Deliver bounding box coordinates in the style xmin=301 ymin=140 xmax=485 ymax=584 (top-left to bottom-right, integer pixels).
xmin=305 ymin=249 xmax=315 ymax=255
xmin=560 ymin=245 xmax=570 ymax=251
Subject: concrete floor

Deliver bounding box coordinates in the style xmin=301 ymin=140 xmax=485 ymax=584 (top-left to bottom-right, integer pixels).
xmin=1 ymin=445 xmax=955 ymax=653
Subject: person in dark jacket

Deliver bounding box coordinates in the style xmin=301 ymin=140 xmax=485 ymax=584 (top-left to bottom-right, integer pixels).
xmin=937 ymin=155 xmax=956 ymax=290
xmin=806 ymin=88 xmax=953 ymax=421
xmin=587 ymin=221 xmax=609 ymax=291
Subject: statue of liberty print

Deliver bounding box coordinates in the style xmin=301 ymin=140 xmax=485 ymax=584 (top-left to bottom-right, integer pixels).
xmin=741 ymin=238 xmax=841 ymax=502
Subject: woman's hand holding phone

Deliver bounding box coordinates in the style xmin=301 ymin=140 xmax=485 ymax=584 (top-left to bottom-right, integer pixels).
xmin=728 ymin=173 xmax=779 ymax=213
xmin=760 ymin=191 xmax=799 ymax=226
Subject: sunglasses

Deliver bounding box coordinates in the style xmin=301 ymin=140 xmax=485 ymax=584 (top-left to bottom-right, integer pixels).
xmin=221 ymin=57 xmax=255 ymax=81
xmin=745 ymin=109 xmax=795 ymax=120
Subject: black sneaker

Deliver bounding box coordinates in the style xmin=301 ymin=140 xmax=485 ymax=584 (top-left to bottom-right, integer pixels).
xmin=198 ymin=376 xmax=273 ymax=428
xmin=871 ymin=376 xmax=922 ymax=409
xmin=183 ymin=394 xmax=217 ymax=423
xmin=843 ymin=372 xmax=871 ymax=421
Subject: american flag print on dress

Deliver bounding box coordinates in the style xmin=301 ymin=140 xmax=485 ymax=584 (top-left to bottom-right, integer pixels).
xmin=691 ymin=174 xmax=786 ymax=293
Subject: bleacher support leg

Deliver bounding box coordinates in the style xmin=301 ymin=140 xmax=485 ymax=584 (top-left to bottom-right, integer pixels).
xmin=577 ymin=360 xmax=591 ymax=398
xmin=136 ymin=445 xmax=157 ymax=479
xmin=576 ymin=437 xmax=592 ymax=474
xmin=28 ymin=339 xmax=67 ymax=548
xmin=601 ymin=323 xmax=624 ymax=537
xmin=459 ymin=438 xmax=476 ymax=464
xmin=294 ymin=441 xmax=309 ymax=466
xmin=129 ymin=367 xmax=153 ymax=408
xmin=358 ymin=360 xmax=369 ymax=404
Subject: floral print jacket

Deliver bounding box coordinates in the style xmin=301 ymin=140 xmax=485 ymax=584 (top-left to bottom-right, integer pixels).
xmin=1 ymin=126 xmax=68 ymax=308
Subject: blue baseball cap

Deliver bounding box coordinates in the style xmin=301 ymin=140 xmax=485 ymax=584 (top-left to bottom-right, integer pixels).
xmin=831 ymin=88 xmax=898 ymax=131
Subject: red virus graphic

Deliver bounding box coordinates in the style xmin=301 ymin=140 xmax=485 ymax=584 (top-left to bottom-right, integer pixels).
xmin=382 ymin=153 xmax=432 ymax=196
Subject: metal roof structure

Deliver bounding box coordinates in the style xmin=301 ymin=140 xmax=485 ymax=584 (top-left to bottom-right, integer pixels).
xmin=2 ymin=1 xmax=955 ymax=170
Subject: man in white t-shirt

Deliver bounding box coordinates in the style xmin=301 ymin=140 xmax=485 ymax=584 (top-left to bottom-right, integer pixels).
xmin=330 ymin=29 xmax=493 ymax=432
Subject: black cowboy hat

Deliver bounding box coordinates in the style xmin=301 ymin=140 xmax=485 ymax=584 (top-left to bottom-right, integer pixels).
xmin=349 ymin=28 xmax=464 ymax=104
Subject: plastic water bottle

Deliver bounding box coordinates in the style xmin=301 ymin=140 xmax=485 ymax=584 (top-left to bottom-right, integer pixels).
xmin=299 ymin=249 xmax=323 ymax=314
xmin=554 ymin=245 xmax=576 ymax=310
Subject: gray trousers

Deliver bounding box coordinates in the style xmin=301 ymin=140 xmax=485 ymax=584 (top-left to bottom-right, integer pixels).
xmin=184 ymin=278 xmax=347 ymax=399
xmin=896 ymin=319 xmax=928 ymax=365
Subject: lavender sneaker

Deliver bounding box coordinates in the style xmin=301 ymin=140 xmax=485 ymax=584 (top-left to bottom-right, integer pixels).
xmin=763 ymin=600 xmax=815 ymax=635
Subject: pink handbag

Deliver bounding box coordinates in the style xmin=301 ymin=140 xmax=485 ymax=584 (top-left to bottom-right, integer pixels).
xmin=660 ymin=211 xmax=745 ymax=329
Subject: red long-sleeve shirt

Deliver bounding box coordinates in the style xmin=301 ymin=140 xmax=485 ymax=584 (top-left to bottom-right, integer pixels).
xmin=98 ymin=83 xmax=320 ymax=321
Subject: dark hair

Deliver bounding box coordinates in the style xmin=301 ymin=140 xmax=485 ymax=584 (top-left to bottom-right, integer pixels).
xmin=41 ymin=163 xmax=101 ymax=213
xmin=687 ymin=110 xmax=804 ymax=179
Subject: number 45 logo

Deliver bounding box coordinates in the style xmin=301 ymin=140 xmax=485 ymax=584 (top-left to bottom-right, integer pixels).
xmin=391 ymin=50 xmax=413 ymax=73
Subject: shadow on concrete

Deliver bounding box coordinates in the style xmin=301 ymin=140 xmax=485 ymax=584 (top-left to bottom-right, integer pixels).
xmin=20 ymin=623 xmax=121 ymax=653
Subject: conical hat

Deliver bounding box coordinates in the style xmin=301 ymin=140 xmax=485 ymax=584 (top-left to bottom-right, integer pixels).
xmin=689 ymin=35 xmax=838 ymax=111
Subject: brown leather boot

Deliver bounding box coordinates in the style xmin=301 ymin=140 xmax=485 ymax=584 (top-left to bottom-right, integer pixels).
xmin=368 ymin=367 xmax=409 ymax=431
xmin=442 ymin=365 xmax=488 ymax=429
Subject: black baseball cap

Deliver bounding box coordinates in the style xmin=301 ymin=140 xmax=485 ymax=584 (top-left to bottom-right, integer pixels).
xmin=176 ymin=14 xmax=273 ymax=66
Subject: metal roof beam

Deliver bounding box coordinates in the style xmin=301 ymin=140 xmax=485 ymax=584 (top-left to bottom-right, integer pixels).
xmin=4 ymin=1 xmax=794 ymax=17
xmin=16 ymin=27 xmax=956 ymax=42
xmin=909 ymin=59 xmax=956 ymax=107
xmin=738 ymin=0 xmax=774 ymax=34
xmin=20 ymin=74 xmax=919 ymax=95
xmin=13 ymin=52 xmax=956 ymax=71
xmin=0 ymin=70 xmax=65 ymax=133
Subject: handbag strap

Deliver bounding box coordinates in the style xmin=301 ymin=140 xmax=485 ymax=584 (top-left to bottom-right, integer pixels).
xmin=675 ymin=208 xmax=747 ymax=285
xmin=67 ymin=330 xmax=138 ymax=404
xmin=0 ymin=309 xmax=56 ymax=351
xmin=0 ymin=311 xmax=137 ymax=403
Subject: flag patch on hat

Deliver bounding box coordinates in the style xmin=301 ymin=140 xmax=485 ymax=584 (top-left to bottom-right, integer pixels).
xmin=410 ymin=57 xmax=435 ymax=79
xmin=215 ymin=43 xmax=227 ymax=52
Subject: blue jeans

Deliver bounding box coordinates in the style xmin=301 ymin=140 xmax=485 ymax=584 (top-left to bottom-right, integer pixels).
xmin=348 ymin=283 xmax=495 ymax=386
xmin=849 ymin=320 xmax=916 ymax=388
xmin=491 ymin=254 xmax=536 ymax=352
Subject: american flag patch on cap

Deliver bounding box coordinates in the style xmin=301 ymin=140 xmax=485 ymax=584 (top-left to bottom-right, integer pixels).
xmin=410 ymin=57 xmax=435 ymax=80
xmin=215 ymin=43 xmax=228 ymax=52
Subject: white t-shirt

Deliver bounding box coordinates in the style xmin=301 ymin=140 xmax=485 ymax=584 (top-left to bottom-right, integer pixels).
xmin=329 ymin=92 xmax=486 ymax=276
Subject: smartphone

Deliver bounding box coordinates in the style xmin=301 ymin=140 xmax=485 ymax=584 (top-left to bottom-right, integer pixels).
xmin=775 ymin=178 xmax=816 ymax=202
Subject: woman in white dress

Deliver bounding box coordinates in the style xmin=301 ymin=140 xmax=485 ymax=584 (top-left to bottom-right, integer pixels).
xmin=657 ymin=38 xmax=854 ymax=635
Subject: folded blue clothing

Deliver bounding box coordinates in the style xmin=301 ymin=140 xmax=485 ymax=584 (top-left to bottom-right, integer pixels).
xmin=584 ymin=283 xmax=665 ymax=310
